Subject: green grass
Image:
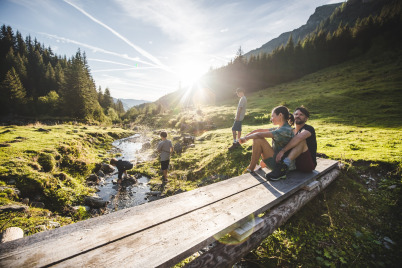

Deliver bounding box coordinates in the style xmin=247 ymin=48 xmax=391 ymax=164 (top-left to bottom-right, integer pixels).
xmin=0 ymin=123 xmax=134 ymax=233
xmin=1 ymin=48 xmax=401 ymax=266
xmin=153 ymin=50 xmax=402 ymax=266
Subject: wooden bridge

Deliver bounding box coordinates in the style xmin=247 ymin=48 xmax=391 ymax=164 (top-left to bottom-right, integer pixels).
xmin=0 ymin=158 xmax=339 ymax=267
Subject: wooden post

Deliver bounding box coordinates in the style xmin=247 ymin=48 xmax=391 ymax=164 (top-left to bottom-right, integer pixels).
xmin=184 ymin=168 xmax=340 ymax=268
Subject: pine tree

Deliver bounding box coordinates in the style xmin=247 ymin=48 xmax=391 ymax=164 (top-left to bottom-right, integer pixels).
xmin=101 ymin=87 xmax=113 ymax=110
xmin=0 ymin=67 xmax=26 ymax=114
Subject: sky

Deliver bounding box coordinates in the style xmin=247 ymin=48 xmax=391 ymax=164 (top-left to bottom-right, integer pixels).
xmin=0 ymin=0 xmax=341 ymax=101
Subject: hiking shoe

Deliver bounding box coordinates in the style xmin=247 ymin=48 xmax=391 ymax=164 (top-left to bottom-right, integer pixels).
xmin=266 ymin=162 xmax=288 ymax=181
xmin=228 ymin=141 xmax=240 ymax=150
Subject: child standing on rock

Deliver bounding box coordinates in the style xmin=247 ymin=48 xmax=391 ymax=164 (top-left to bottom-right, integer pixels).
xmin=110 ymin=158 xmax=134 ymax=184
xmin=157 ymin=131 xmax=173 ymax=182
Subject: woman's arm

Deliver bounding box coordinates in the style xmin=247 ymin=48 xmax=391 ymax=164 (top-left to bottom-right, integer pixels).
xmin=239 ymin=130 xmax=273 ymax=144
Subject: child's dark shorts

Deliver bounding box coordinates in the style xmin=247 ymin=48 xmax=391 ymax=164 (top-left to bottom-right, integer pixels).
xmin=232 ymin=120 xmax=242 ymax=132
xmin=161 ymin=160 xmax=170 ymax=171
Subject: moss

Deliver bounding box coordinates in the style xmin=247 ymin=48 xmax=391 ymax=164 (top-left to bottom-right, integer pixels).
xmin=37 ymin=152 xmax=56 ymax=172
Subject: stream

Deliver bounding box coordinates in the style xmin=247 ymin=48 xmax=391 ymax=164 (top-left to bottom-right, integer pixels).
xmin=96 ymin=134 xmax=155 ymax=213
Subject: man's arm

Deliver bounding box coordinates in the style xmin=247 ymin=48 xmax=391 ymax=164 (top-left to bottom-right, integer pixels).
xmin=276 ymin=130 xmax=311 ymax=162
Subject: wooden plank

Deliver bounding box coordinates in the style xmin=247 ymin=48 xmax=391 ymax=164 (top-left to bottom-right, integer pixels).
xmin=0 ymin=159 xmax=338 ymax=268
xmin=185 ymin=168 xmax=341 ymax=267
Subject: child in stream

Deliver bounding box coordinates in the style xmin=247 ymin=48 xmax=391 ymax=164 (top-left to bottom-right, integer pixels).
xmin=110 ymin=158 xmax=134 ymax=184
xmin=157 ymin=131 xmax=173 ymax=182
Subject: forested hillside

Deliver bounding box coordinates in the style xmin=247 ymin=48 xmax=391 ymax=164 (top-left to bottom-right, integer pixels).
xmin=0 ymin=27 xmax=125 ymax=122
xmin=156 ymin=0 xmax=402 ymax=106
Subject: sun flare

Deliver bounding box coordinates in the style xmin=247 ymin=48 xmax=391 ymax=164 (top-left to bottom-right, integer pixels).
xmin=176 ymin=63 xmax=207 ymax=88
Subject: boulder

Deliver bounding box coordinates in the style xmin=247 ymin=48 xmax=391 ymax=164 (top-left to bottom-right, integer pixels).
xmin=96 ymin=170 xmax=105 ymax=177
xmin=0 ymin=205 xmax=28 ymax=213
xmin=86 ymin=174 xmax=100 ymax=185
xmin=31 ymin=202 xmax=45 ymax=208
xmin=48 ymin=221 xmax=60 ymax=229
xmin=174 ymin=143 xmax=183 ymax=154
xmin=183 ymin=135 xmax=195 ymax=145
xmin=85 ymin=196 xmax=109 ymax=208
xmin=141 ymin=142 xmax=151 ymax=151
xmin=101 ymin=163 xmax=115 ymax=174
xmin=1 ymin=227 xmax=24 ymax=243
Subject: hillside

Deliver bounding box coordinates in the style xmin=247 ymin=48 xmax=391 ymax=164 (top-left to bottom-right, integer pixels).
xmin=245 ymin=3 xmax=341 ymax=58
xmin=144 ymin=48 xmax=402 ymax=267
xmin=1 ymin=47 xmax=401 ymax=266
xmin=245 ymin=0 xmax=390 ymax=58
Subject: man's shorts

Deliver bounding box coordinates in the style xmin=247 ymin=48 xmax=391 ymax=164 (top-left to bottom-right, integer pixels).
xmin=232 ymin=120 xmax=242 ymax=132
xmin=161 ymin=160 xmax=170 ymax=171
xmin=296 ymin=150 xmax=316 ymax=172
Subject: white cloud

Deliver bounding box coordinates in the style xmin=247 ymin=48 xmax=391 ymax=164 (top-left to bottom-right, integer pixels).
xmin=63 ymin=0 xmax=170 ymax=72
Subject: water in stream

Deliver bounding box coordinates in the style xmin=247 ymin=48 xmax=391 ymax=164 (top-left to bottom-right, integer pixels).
xmin=96 ymin=134 xmax=154 ymax=213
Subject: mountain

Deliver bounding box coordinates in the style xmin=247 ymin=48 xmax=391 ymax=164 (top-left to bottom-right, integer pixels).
xmin=245 ymin=3 xmax=342 ymax=58
xmin=245 ymin=0 xmax=389 ymax=58
xmin=113 ymin=98 xmax=150 ymax=110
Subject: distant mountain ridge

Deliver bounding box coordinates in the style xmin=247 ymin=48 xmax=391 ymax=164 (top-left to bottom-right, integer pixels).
xmin=245 ymin=0 xmax=389 ymax=58
xmin=245 ymin=3 xmax=342 ymax=58
xmin=113 ymin=98 xmax=150 ymax=110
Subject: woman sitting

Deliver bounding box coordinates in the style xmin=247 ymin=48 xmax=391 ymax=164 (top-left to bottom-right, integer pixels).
xmin=238 ymin=106 xmax=295 ymax=180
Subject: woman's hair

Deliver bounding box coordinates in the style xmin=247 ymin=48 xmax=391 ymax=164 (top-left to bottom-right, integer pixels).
xmin=160 ymin=131 xmax=167 ymax=138
xmin=272 ymin=106 xmax=294 ymax=126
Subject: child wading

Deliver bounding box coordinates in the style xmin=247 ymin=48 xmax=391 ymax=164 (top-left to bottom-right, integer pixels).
xmin=157 ymin=131 xmax=173 ymax=182
xmin=110 ymin=158 xmax=134 ymax=184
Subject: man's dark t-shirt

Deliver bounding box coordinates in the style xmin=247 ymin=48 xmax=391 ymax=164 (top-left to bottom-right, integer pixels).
xmin=115 ymin=160 xmax=133 ymax=179
xmin=296 ymin=124 xmax=317 ymax=165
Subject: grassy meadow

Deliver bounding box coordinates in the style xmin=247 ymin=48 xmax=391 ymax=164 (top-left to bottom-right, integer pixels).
xmin=0 ymin=48 xmax=401 ymax=266
xmin=0 ymin=124 xmax=134 ymax=234
xmin=143 ymin=50 xmax=402 ymax=266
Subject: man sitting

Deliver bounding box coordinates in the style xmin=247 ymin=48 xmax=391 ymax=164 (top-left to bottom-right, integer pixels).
xmin=266 ymin=106 xmax=317 ymax=180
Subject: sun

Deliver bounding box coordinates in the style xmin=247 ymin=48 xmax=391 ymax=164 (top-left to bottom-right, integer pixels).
xmin=176 ymin=62 xmax=207 ymax=88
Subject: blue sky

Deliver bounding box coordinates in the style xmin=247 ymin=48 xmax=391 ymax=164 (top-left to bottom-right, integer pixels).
xmin=0 ymin=0 xmax=341 ymax=101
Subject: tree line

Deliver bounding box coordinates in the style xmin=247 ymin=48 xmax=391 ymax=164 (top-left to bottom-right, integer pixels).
xmin=202 ymin=0 xmax=402 ymax=101
xmin=0 ymin=26 xmax=127 ymax=122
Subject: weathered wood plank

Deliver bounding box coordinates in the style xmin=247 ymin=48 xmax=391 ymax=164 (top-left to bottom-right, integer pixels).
xmin=184 ymin=168 xmax=341 ymax=267
xmin=0 ymin=159 xmax=338 ymax=268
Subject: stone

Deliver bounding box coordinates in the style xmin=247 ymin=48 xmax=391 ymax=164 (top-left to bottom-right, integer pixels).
xmin=101 ymin=163 xmax=115 ymax=174
xmin=85 ymin=196 xmax=109 ymax=208
xmin=31 ymin=202 xmax=45 ymax=208
xmin=35 ymin=225 xmax=47 ymax=232
xmin=0 ymin=205 xmax=28 ymax=213
xmin=48 ymin=221 xmax=60 ymax=229
xmin=1 ymin=227 xmax=24 ymax=243
xmin=86 ymin=174 xmax=100 ymax=184
xmin=96 ymin=170 xmax=105 ymax=177
xmin=141 ymin=142 xmax=151 ymax=151
xmin=174 ymin=143 xmax=183 ymax=154
xmin=182 ymin=136 xmax=195 ymax=145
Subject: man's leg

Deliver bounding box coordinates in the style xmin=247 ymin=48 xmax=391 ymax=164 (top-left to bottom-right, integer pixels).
xmin=237 ymin=131 xmax=241 ymax=142
xmin=287 ymin=140 xmax=308 ymax=161
xmin=249 ymin=138 xmax=274 ymax=171
xmin=232 ymin=130 xmax=237 ymax=143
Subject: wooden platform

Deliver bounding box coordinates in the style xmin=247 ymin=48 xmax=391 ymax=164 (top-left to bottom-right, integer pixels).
xmin=0 ymin=158 xmax=339 ymax=268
